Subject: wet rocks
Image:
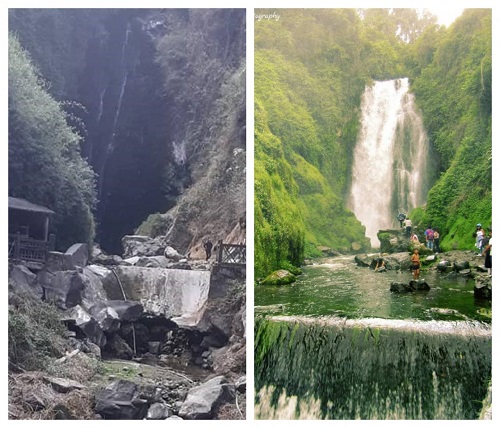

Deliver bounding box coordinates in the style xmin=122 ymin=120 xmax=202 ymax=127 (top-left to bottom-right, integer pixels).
xmin=474 ymin=274 xmax=492 ymax=300
xmin=390 ymin=280 xmax=430 ymax=293
xmin=437 ymin=260 xmax=451 ymax=272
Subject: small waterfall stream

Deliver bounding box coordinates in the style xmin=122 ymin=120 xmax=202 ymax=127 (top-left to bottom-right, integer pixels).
xmin=349 ymin=78 xmax=430 ymax=247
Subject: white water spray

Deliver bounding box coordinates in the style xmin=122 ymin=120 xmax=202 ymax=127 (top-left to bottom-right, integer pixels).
xmin=349 ymin=79 xmax=430 ymax=247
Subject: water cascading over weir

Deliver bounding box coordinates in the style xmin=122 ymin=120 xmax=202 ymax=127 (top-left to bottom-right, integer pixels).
xmin=349 ymin=78 xmax=431 ymax=247
xmin=255 ymin=316 xmax=491 ymax=419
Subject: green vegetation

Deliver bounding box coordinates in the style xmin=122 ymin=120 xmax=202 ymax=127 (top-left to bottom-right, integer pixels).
xmin=8 ymin=293 xmax=67 ymax=371
xmin=255 ymin=9 xmax=491 ymax=276
xmin=8 ymin=34 xmax=97 ymax=251
xmin=408 ymin=10 xmax=492 ymax=251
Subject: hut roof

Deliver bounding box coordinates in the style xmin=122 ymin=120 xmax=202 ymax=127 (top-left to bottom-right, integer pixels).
xmin=8 ymin=197 xmax=55 ymax=214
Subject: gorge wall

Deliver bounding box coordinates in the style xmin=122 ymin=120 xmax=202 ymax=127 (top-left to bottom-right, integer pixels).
xmin=9 ymin=9 xmax=246 ymax=256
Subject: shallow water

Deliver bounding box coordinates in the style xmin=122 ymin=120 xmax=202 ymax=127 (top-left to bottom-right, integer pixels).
xmin=255 ymin=255 xmax=491 ymax=322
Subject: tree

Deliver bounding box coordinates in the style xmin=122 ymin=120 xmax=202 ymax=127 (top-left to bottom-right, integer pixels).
xmin=8 ymin=34 xmax=97 ymax=251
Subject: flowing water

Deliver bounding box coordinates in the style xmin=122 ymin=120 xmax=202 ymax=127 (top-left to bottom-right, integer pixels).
xmin=254 ymin=256 xmax=492 ymax=419
xmin=348 ymin=79 xmax=431 ymax=247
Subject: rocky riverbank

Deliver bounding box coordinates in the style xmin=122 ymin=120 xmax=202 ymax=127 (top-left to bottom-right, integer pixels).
xmin=8 ymin=235 xmax=246 ymax=420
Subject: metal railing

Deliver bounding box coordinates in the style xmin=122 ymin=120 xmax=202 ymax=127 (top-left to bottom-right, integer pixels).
xmin=216 ymin=240 xmax=246 ymax=266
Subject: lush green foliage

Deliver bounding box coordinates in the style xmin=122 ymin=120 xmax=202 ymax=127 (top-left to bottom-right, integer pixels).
xmin=254 ymin=9 xmax=422 ymax=276
xmin=9 ymin=34 xmax=97 ymax=251
xmin=408 ymin=10 xmax=492 ymax=250
xmin=255 ymin=9 xmax=492 ymax=275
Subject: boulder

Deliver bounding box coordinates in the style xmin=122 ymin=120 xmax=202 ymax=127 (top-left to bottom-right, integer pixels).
xmin=8 ymin=263 xmax=43 ymax=298
xmin=86 ymin=265 xmax=122 ymax=300
xmin=474 ymin=275 xmax=492 ymax=300
xmin=65 ymin=243 xmax=89 ymax=268
xmin=89 ymin=304 xmax=121 ymax=333
xmin=39 ymin=270 xmax=86 ymax=309
xmin=45 ymin=251 xmax=75 ymax=272
xmin=90 ymin=300 xmax=144 ymax=323
xmin=146 ymin=403 xmax=171 ymax=420
xmin=390 ymin=280 xmax=430 ymax=292
xmin=354 ymin=254 xmax=372 ymax=267
xmin=178 ymin=376 xmax=235 ymax=420
xmin=453 ymin=261 xmax=470 ymax=272
xmin=437 ymin=260 xmax=451 ymax=272
xmin=409 ymin=279 xmax=430 ymax=291
xmin=95 ymin=380 xmax=149 ymax=420
xmin=63 ymin=305 xmax=106 ymax=348
xmin=122 ymin=235 xmax=167 ymax=259
xmin=390 ymin=282 xmax=414 ymax=293
xmin=260 ymin=270 xmax=296 ymax=286
xmin=43 ymin=376 xmax=86 ymax=393
xmin=164 ymin=246 xmax=184 ymax=261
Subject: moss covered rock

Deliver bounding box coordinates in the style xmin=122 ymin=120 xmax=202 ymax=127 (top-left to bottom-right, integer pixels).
xmin=261 ymin=270 xmax=296 ymax=286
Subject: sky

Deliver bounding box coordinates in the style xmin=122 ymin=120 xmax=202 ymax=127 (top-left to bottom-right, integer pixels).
xmin=425 ymin=7 xmax=465 ymax=26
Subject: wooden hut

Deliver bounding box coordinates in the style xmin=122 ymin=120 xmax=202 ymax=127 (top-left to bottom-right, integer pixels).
xmin=8 ymin=196 xmax=55 ymax=263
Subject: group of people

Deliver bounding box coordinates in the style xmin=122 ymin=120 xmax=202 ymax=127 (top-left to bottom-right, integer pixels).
xmin=397 ymin=212 xmax=441 ymax=254
xmin=475 ymin=224 xmax=492 ymax=275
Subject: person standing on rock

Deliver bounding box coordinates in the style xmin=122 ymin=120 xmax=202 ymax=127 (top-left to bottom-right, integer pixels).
xmin=411 ymin=249 xmax=421 ymax=280
xmin=203 ymin=240 xmax=213 ymax=261
xmin=433 ymin=229 xmax=440 ymax=253
xmin=425 ymin=226 xmax=434 ymax=251
xmin=397 ymin=212 xmax=406 ymax=228
xmin=475 ymin=224 xmax=485 ymax=256
xmin=404 ymin=217 xmax=412 ymax=238
xmin=482 ymin=228 xmax=492 ymax=275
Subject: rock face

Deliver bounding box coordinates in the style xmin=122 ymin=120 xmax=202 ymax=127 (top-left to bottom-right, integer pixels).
xmin=63 ymin=305 xmax=107 ymax=348
xmin=178 ymin=376 xmax=235 ymax=420
xmin=260 ymin=270 xmax=296 ymax=286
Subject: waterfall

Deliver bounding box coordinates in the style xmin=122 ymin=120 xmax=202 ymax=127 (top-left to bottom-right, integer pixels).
xmin=255 ymin=316 xmax=491 ymax=420
xmin=97 ymin=24 xmax=131 ymax=200
xmin=349 ymin=78 xmax=430 ymax=247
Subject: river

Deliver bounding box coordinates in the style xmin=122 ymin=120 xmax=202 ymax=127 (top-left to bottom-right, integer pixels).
xmin=254 ymin=256 xmax=492 ymax=419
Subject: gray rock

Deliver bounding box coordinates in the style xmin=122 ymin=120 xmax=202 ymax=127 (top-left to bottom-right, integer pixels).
xmin=453 ymin=260 xmax=470 ymax=271
xmin=409 ymin=279 xmax=430 ymax=291
xmin=354 ymin=254 xmax=372 ymax=267
xmin=164 ymin=246 xmax=184 ymax=261
xmin=95 ymin=379 xmax=149 ymax=420
xmin=8 ymin=263 xmax=43 ymax=298
xmin=45 ymin=251 xmax=75 ymax=272
xmin=437 ymin=260 xmax=451 ymax=272
xmin=178 ymin=375 xmax=235 ymax=420
xmin=89 ymin=305 xmax=121 ymax=333
xmin=65 ymin=243 xmax=89 ymax=268
xmin=90 ymin=300 xmax=143 ymax=323
xmin=39 ymin=270 xmax=86 ymax=309
xmin=63 ymin=305 xmax=106 ymax=348
xmin=43 ymin=376 xmax=85 ymax=393
xmin=474 ymin=275 xmax=492 ymax=300
xmin=146 ymin=402 xmax=170 ymax=420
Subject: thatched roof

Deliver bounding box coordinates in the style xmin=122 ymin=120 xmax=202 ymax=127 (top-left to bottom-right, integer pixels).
xmin=8 ymin=197 xmax=55 ymax=214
